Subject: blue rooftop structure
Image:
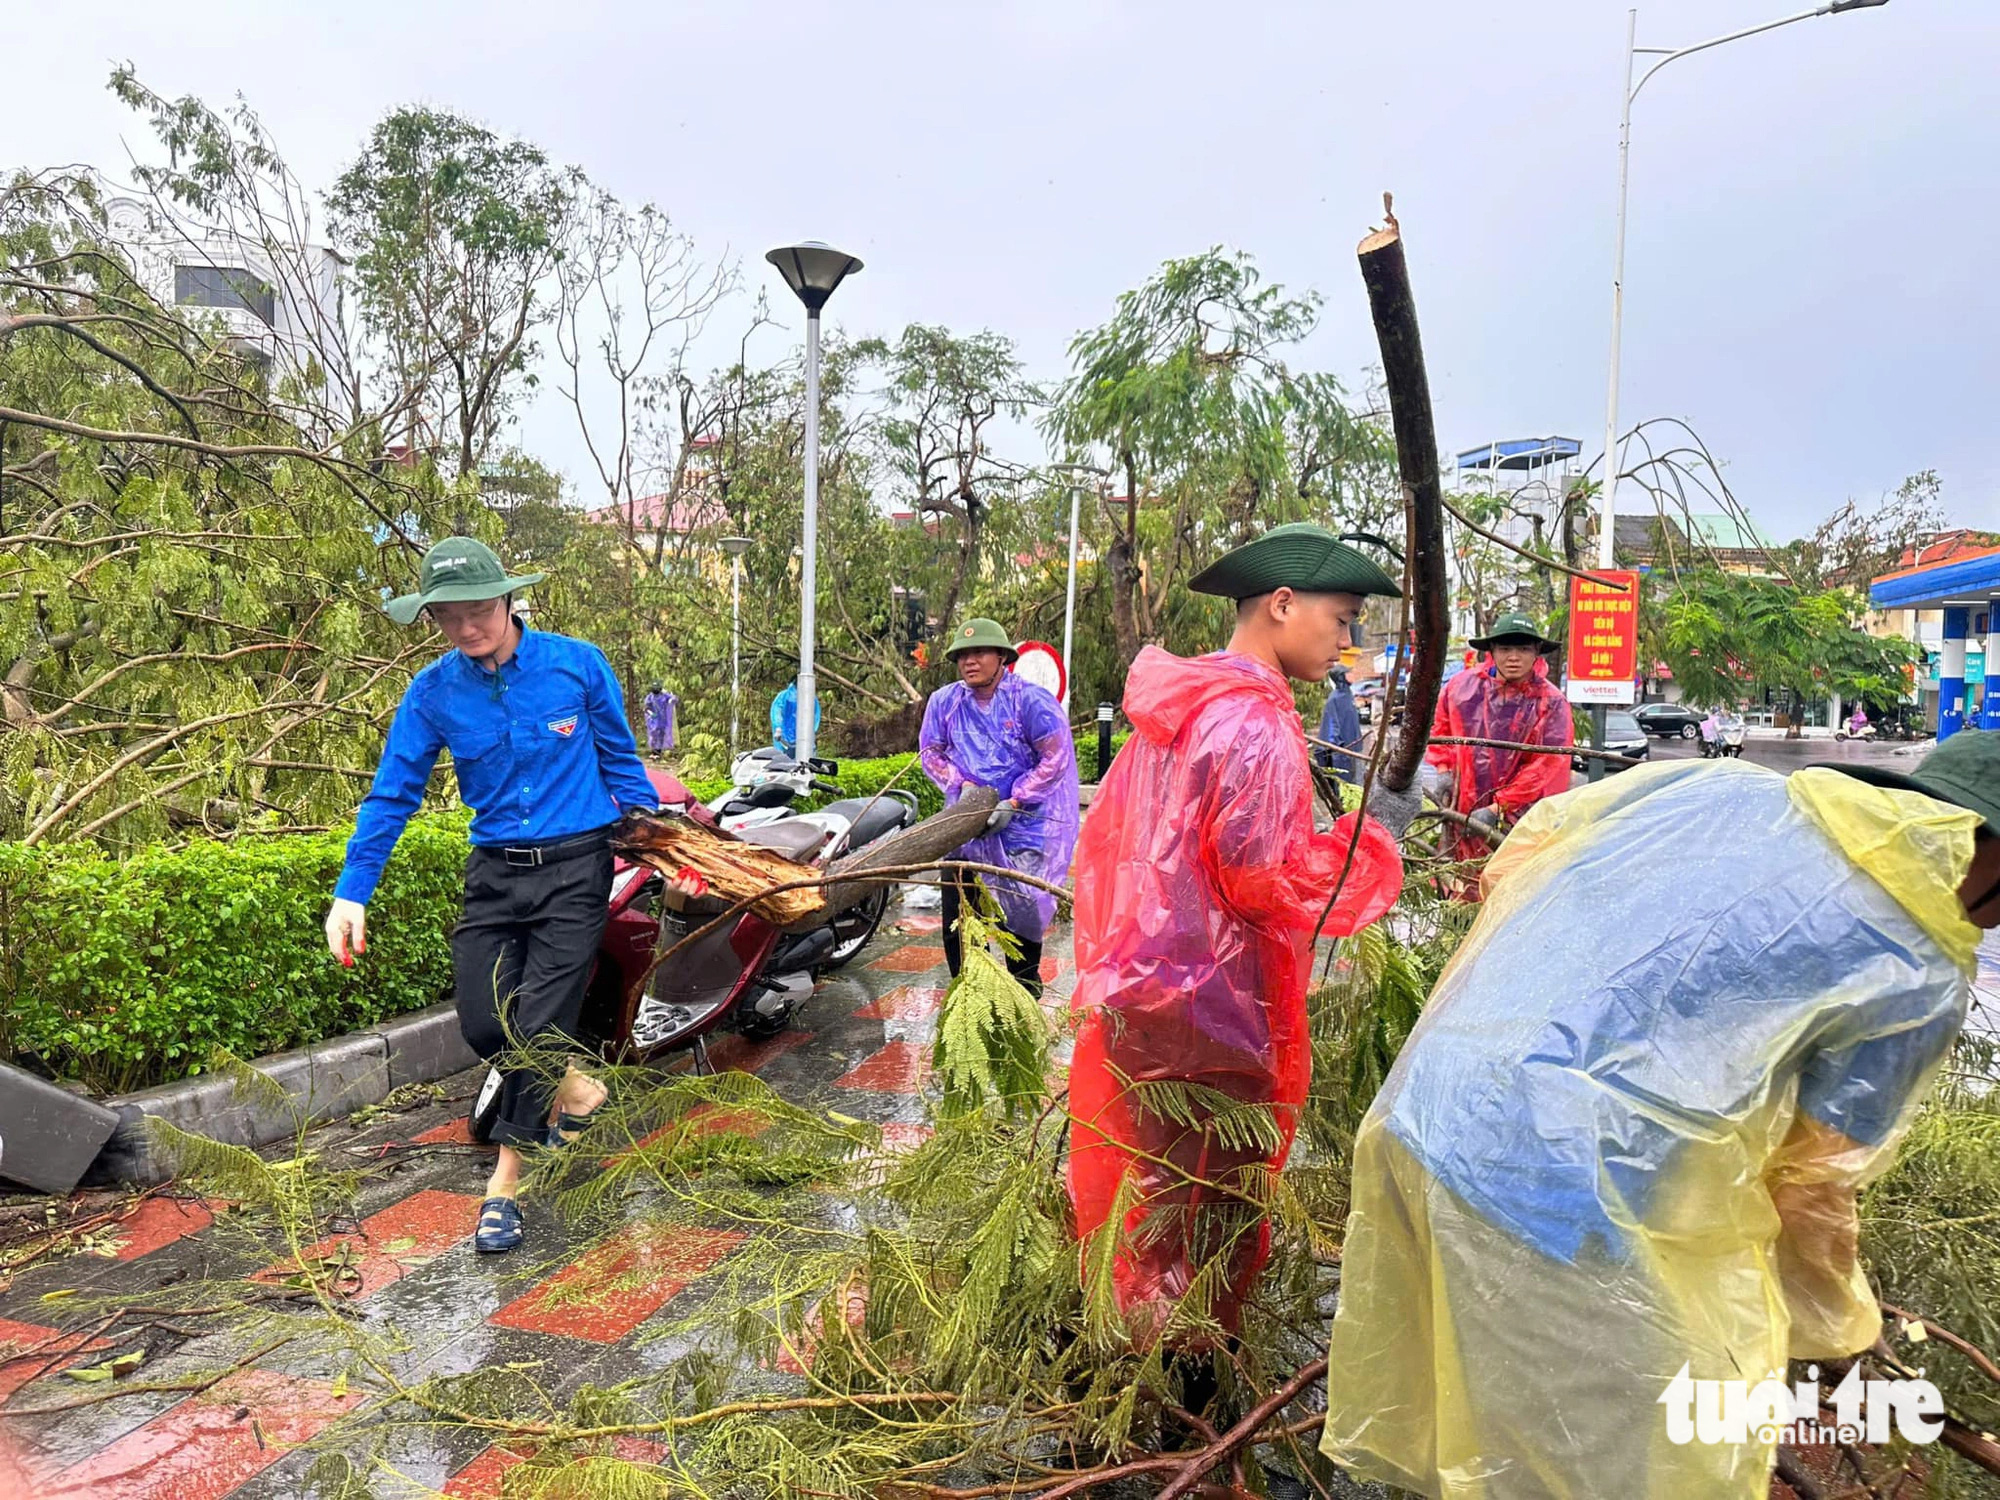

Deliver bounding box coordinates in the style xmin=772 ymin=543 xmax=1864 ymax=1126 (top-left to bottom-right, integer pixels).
xmin=1870 ymin=543 xmax=2000 ymax=738
xmin=1455 ymin=437 xmax=1582 ymax=473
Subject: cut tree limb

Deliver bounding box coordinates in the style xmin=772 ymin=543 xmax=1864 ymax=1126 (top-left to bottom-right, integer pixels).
xmin=1357 ymin=195 xmax=1449 ymax=797
xmin=816 ymin=785 xmax=999 ymax=917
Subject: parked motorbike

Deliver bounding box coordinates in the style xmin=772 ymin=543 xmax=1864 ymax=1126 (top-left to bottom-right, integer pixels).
xmin=468 ymin=764 xmax=919 ymax=1142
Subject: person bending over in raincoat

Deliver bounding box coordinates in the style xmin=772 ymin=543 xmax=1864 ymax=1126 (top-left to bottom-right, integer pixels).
xmin=1425 ymin=611 xmax=1572 ymax=882
xmin=1322 ymin=730 xmax=2000 ymax=1500
xmin=919 ymin=617 xmax=1080 ymax=999
xmin=1068 ymin=523 xmax=1417 ymax=1405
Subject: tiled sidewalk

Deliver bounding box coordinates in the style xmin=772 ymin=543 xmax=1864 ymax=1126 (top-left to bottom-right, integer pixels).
xmin=0 ymin=903 xmax=1066 ymax=1499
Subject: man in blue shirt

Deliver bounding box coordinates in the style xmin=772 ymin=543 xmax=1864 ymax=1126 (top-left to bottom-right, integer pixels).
xmin=324 ymin=538 xmax=661 ymax=1254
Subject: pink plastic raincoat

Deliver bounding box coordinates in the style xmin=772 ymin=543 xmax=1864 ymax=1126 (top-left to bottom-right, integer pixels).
xmin=1425 ymin=658 xmax=1573 ymax=866
xmin=1067 ymin=647 xmax=1403 ymax=1342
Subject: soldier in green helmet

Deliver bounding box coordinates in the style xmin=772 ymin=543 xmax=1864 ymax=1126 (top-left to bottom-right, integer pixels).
xmin=919 ymin=617 xmax=1080 ymax=997
xmin=1066 ymin=523 xmax=1421 ymax=1456
xmin=1424 ymin=610 xmax=1573 ymax=881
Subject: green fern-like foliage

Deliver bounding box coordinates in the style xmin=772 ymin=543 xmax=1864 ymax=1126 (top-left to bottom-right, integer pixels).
xmin=930 ymin=886 xmax=1053 ymax=1122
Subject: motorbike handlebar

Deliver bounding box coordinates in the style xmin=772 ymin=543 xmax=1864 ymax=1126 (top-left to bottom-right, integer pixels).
xmin=811 ymin=778 xmax=843 ymax=795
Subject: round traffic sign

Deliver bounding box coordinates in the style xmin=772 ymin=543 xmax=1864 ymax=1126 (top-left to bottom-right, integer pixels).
xmin=1011 ymin=639 xmax=1066 ymax=703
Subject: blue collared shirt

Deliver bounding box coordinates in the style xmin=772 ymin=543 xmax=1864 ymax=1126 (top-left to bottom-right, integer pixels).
xmin=334 ymin=628 xmax=658 ymax=904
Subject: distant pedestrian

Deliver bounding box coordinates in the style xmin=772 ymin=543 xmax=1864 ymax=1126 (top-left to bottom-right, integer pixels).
xmin=643 ymin=682 xmax=678 ymax=757
xmin=770 ymin=679 xmax=821 ymax=757
xmin=1314 ymin=666 xmax=1363 ymax=784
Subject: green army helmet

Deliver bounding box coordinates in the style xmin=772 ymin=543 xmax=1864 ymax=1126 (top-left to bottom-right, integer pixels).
xmin=1188 ymin=522 xmax=1403 ymax=602
xmin=1469 ymin=611 xmax=1561 ymax=655
xmin=385 ymin=537 xmax=546 ymax=626
xmin=1829 ymin=727 xmax=2000 ymax=835
xmin=945 ymin=617 xmax=1019 ymax=663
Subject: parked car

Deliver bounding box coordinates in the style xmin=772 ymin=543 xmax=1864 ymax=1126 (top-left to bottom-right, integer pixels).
xmin=1631 ymin=703 xmax=1704 ymax=740
xmin=1574 ymin=711 xmax=1652 ymax=773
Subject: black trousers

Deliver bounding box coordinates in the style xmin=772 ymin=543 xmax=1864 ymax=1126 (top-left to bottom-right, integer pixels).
xmin=451 ymin=839 xmax=614 ymax=1149
xmin=940 ymin=871 xmax=1043 ymax=1000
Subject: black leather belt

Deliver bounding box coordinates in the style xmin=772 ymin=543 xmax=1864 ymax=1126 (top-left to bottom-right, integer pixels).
xmin=483 ymin=826 xmax=614 ymax=869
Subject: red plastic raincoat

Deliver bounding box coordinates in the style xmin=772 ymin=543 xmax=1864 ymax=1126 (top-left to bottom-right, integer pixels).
xmin=1067 ymin=647 xmax=1403 ymax=1344
xmin=1425 ymin=657 xmax=1573 ymax=866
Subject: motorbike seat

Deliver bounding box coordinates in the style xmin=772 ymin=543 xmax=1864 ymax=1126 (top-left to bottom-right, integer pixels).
xmin=818 ymin=796 xmax=909 ymax=848
xmin=735 ymin=820 xmax=830 ymax=861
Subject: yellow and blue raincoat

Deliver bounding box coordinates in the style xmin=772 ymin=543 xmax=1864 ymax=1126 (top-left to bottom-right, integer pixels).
xmin=1322 ymin=759 xmax=1981 ymax=1499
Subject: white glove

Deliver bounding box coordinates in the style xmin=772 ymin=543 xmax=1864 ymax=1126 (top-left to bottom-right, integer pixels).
xmin=1367 ymin=783 xmax=1423 ymax=841
xmin=326 ymin=898 xmax=367 ymax=967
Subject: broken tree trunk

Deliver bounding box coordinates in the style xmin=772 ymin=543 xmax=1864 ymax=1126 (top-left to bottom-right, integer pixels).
xmin=1357 ymin=195 xmax=1449 ymax=796
xmin=814 ymin=785 xmax=999 ymax=919
xmin=614 ymin=787 xmax=1005 ymax=936
xmin=613 ymin=811 xmax=830 ymax=929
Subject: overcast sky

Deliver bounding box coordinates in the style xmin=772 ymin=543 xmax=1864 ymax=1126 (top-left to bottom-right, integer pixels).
xmin=8 ymin=0 xmax=1996 ymax=540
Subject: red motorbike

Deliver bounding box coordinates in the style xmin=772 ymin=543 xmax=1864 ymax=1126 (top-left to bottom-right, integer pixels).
xmin=468 ymin=765 xmax=918 ymax=1141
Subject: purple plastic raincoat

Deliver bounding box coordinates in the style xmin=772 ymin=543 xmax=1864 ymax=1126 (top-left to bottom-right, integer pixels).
xmin=644 ymin=689 xmax=678 ymax=750
xmin=918 ymin=671 xmax=1080 ymax=940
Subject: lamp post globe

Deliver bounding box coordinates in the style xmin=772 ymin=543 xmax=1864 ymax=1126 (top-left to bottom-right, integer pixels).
xmin=766 ymin=243 xmax=863 ymax=766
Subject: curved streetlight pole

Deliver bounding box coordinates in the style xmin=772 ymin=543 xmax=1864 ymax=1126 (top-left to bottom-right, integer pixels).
xmin=1597 ymin=0 xmax=1890 ymax=568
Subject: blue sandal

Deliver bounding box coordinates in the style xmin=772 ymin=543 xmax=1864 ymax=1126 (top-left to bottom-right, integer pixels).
xmin=544 ymin=1109 xmax=599 ymax=1149
xmin=475 ymin=1196 xmax=524 ymax=1254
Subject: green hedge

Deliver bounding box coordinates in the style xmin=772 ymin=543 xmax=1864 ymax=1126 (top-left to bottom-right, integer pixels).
xmin=0 ymin=816 xmax=469 ymax=1095
xmin=0 ymin=750 xmax=1053 ymax=1094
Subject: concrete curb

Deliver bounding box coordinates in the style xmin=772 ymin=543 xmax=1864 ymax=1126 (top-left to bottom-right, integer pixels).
xmin=83 ymin=1002 xmax=479 ymax=1189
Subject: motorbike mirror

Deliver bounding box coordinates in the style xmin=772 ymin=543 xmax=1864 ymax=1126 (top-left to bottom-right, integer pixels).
xmin=809 ymin=756 xmax=839 ymax=776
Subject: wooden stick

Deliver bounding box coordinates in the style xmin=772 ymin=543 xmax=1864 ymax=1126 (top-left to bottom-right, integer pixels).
xmin=1880 ymin=1302 xmax=2000 ymax=1387
xmin=1307 ymin=730 xmax=1646 ymax=769
xmin=1357 ymin=196 xmax=1447 ymax=796
xmin=1154 ymin=1357 xmax=1329 ymax=1500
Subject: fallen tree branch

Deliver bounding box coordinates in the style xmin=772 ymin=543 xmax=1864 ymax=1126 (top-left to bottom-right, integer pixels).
xmin=1441 ymin=494 xmax=1633 ymax=592
xmin=1881 ymin=1302 xmax=2000 ymax=1387
xmin=1154 ymin=1356 xmax=1329 ymax=1500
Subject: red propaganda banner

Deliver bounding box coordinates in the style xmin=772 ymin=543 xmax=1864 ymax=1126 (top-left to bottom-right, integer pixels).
xmin=1565 ymin=571 xmax=1641 ymax=706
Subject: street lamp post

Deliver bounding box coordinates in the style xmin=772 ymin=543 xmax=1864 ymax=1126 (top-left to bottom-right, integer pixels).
xmin=1596 ymin=0 xmax=1890 ymax=568
xmin=719 ymin=534 xmax=752 ymax=759
xmin=766 ymin=242 xmax=864 ymax=767
xmin=1048 ymin=462 xmax=1111 ymax=710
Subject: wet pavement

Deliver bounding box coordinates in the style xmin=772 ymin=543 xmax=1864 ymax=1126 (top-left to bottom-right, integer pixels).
xmin=0 ymin=902 xmax=1025 ymax=1498
xmin=1 ymin=737 xmax=1993 ymax=1498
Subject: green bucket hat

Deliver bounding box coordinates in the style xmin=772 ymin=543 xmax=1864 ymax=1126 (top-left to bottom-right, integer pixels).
xmin=385 ymin=538 xmax=545 ymax=626
xmin=1187 ymin=522 xmax=1403 ymax=602
xmin=945 ymin=617 xmax=1019 ymax=663
xmin=1469 ymin=611 xmax=1560 ymax=655
xmin=1825 ymin=728 xmax=2000 ymax=834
